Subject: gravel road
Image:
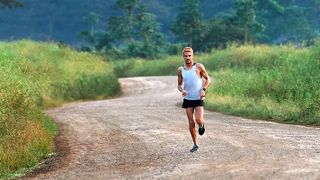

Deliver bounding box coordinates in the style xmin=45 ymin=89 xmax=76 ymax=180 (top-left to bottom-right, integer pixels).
xmin=23 ymin=76 xmax=320 ymax=180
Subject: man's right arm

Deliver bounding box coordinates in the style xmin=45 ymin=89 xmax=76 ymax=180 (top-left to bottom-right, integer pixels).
xmin=177 ymin=67 xmax=184 ymax=92
xmin=178 ymin=67 xmax=187 ymax=97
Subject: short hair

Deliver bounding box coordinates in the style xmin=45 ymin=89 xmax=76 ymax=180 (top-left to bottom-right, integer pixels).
xmin=182 ymin=47 xmax=193 ymax=55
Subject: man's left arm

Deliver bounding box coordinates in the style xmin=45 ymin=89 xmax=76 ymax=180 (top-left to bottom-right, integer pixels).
xmin=198 ymin=64 xmax=211 ymax=90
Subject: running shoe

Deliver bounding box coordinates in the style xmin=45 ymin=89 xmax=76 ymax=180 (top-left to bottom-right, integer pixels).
xmin=190 ymin=144 xmax=199 ymax=152
xmin=198 ymin=124 xmax=205 ymax=135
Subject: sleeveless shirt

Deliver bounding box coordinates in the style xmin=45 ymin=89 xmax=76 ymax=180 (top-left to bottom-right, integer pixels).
xmin=182 ymin=63 xmax=202 ymax=100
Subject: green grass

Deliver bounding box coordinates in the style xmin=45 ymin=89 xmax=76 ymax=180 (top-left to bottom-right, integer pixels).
xmin=0 ymin=40 xmax=120 ymax=178
xmin=204 ymin=43 xmax=320 ymax=124
xmin=112 ymin=55 xmax=183 ymax=77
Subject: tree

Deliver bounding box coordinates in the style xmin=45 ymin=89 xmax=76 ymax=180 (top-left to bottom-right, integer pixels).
xmin=115 ymin=0 xmax=139 ymax=14
xmin=87 ymin=0 xmax=166 ymax=59
xmin=232 ymin=0 xmax=264 ymax=44
xmin=127 ymin=10 xmax=166 ymax=58
xmin=256 ymin=0 xmax=316 ymax=44
xmin=200 ymin=0 xmax=264 ymax=49
xmin=171 ymin=0 xmax=205 ymax=50
xmin=109 ymin=0 xmax=141 ymax=42
xmin=201 ymin=17 xmax=244 ymax=50
xmin=79 ymin=12 xmax=101 ymax=50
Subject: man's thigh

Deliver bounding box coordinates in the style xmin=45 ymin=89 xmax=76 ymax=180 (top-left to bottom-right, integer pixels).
xmin=194 ymin=106 xmax=204 ymax=120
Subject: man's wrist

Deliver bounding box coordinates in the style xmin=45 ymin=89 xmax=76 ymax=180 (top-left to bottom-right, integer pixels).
xmin=202 ymin=87 xmax=207 ymax=91
xmin=178 ymin=87 xmax=184 ymax=92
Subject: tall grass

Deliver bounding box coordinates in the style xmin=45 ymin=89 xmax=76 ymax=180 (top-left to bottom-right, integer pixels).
xmin=112 ymin=56 xmax=182 ymax=77
xmin=0 ymin=40 xmax=120 ymax=178
xmin=203 ymin=43 xmax=320 ymax=124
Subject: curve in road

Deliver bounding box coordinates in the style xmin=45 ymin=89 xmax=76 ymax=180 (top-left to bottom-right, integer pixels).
xmin=23 ymin=76 xmax=320 ymax=180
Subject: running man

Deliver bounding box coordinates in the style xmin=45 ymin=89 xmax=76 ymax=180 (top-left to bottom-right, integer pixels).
xmin=177 ymin=47 xmax=211 ymax=152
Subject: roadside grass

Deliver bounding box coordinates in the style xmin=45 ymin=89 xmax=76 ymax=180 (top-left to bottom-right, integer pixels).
xmin=204 ymin=43 xmax=320 ymax=124
xmin=113 ymin=42 xmax=320 ymax=125
xmin=112 ymin=56 xmax=182 ymax=77
xmin=0 ymin=40 xmax=120 ymax=178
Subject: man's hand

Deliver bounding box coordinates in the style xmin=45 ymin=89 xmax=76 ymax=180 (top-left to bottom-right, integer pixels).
xmin=181 ymin=90 xmax=187 ymax=97
xmin=200 ymin=90 xmax=206 ymax=99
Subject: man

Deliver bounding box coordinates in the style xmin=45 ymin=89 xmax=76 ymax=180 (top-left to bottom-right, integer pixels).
xmin=177 ymin=47 xmax=211 ymax=152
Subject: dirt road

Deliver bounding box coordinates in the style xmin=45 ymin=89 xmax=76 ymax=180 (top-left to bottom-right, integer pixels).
xmin=24 ymin=76 xmax=320 ymax=180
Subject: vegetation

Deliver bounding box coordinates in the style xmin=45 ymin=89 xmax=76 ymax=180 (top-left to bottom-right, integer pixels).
xmin=113 ymin=40 xmax=320 ymax=125
xmin=80 ymin=0 xmax=166 ymax=59
xmin=171 ymin=0 xmax=204 ymax=49
xmin=203 ymin=43 xmax=320 ymax=124
xmin=112 ymin=56 xmax=181 ymax=77
xmin=0 ymin=40 xmax=120 ymax=178
xmin=0 ymin=0 xmax=319 ymax=57
xmin=79 ymin=0 xmax=319 ymax=58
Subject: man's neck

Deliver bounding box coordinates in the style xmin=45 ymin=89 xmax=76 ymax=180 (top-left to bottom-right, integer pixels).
xmin=185 ymin=61 xmax=194 ymax=68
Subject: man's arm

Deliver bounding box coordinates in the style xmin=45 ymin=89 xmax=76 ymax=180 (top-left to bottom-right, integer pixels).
xmin=177 ymin=67 xmax=184 ymax=92
xmin=177 ymin=67 xmax=187 ymax=96
xmin=198 ymin=63 xmax=211 ymax=90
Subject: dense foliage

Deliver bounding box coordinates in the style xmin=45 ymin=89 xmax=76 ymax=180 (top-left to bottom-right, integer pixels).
xmin=171 ymin=0 xmax=204 ymax=49
xmin=0 ymin=0 xmax=319 ymax=57
xmin=80 ymin=0 xmax=166 ymax=59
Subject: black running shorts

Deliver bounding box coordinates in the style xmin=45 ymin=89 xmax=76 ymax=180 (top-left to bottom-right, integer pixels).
xmin=182 ymin=99 xmax=204 ymax=108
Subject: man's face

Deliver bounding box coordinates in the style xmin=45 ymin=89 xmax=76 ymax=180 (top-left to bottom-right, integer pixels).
xmin=183 ymin=51 xmax=193 ymax=65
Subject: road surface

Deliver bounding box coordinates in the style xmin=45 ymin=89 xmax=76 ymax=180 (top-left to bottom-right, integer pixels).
xmin=24 ymin=76 xmax=320 ymax=180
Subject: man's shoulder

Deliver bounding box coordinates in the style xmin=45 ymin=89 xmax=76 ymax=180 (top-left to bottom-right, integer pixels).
xmin=195 ymin=62 xmax=204 ymax=68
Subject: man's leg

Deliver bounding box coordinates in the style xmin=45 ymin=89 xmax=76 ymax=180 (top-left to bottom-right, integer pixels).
xmin=186 ymin=107 xmax=196 ymax=145
xmin=195 ymin=106 xmax=205 ymax=135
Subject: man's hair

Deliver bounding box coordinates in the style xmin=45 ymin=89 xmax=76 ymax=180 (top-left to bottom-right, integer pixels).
xmin=182 ymin=47 xmax=193 ymax=55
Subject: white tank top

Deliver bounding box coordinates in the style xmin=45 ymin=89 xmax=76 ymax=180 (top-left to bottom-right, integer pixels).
xmin=182 ymin=63 xmax=202 ymax=100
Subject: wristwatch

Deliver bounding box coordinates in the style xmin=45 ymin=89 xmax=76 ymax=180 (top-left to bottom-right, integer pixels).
xmin=202 ymin=87 xmax=207 ymax=91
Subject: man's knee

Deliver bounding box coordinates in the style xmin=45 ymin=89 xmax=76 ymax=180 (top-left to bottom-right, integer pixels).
xmin=195 ymin=118 xmax=202 ymax=124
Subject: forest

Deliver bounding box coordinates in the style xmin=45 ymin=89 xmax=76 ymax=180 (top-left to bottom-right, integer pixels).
xmin=0 ymin=0 xmax=319 ymax=58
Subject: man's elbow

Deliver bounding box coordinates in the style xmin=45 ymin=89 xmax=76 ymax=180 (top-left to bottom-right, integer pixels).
xmin=207 ymin=77 xmax=211 ymax=84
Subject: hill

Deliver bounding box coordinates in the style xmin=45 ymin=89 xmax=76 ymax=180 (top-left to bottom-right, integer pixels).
xmin=0 ymin=0 xmax=233 ymax=47
xmin=0 ymin=0 xmax=319 ymax=47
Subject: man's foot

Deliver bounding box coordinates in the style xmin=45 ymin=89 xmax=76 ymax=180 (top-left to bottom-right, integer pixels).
xmin=190 ymin=144 xmax=199 ymax=152
xmin=198 ymin=124 xmax=205 ymax=135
